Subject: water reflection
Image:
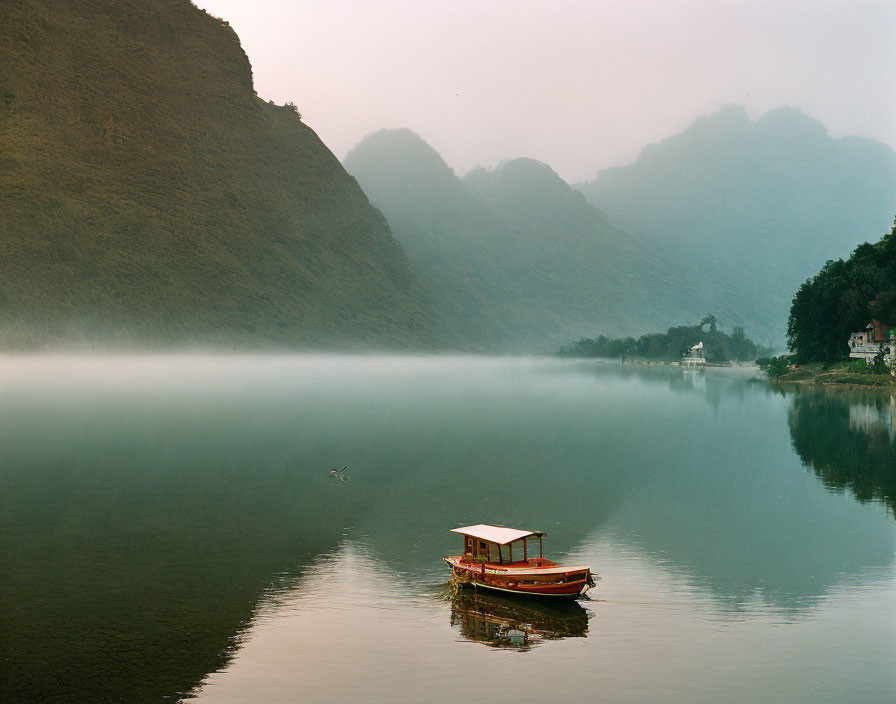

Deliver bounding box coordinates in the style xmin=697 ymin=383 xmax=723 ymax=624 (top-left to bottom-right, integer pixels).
xmin=679 ymin=367 xmax=706 ymax=392
xmin=448 ymin=586 xmax=590 ymax=650
xmin=0 ymin=358 xmax=366 ymax=703
xmin=2 ymin=357 xmax=895 ymax=704
xmin=789 ymin=388 xmax=896 ymax=515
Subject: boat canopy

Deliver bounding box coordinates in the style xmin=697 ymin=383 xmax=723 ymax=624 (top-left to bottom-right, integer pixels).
xmin=450 ymin=524 xmax=546 ymax=545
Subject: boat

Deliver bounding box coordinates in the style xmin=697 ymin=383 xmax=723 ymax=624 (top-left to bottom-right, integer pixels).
xmin=443 ymin=524 xmax=595 ymax=598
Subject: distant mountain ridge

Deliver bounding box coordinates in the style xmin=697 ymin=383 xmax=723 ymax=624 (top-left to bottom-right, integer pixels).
xmin=345 ymin=129 xmax=715 ymax=350
xmin=575 ymin=104 xmax=896 ymax=342
xmin=5 ymin=2 xmax=890 ymax=351
xmin=0 ymin=0 xmax=444 ymax=349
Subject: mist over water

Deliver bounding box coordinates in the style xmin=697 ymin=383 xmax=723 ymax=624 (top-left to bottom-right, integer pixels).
xmin=1 ymin=356 xmax=894 ymax=703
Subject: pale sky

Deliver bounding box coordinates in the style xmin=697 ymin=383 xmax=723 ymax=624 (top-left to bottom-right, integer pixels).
xmin=194 ymin=0 xmax=896 ymax=183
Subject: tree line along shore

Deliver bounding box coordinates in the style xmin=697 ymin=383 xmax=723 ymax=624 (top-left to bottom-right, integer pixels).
xmin=766 ymin=216 xmax=896 ymax=387
xmin=559 ymin=216 xmax=896 ymax=390
xmin=559 ymin=315 xmax=770 ymax=364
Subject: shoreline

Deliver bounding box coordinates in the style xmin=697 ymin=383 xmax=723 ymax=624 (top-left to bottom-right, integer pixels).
xmin=566 ymin=355 xmax=896 ymax=392
xmin=769 ymin=362 xmax=896 ymax=392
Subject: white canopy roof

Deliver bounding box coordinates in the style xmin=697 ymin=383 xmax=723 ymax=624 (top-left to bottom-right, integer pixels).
xmin=450 ymin=524 xmax=545 ymax=545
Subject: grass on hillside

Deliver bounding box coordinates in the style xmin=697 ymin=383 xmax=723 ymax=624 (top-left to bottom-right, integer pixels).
xmin=773 ymin=360 xmax=895 ymax=387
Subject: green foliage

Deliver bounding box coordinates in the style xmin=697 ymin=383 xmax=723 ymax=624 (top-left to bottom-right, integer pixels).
xmin=0 ymin=0 xmax=441 ymax=349
xmin=868 ymin=291 xmax=896 ymax=327
xmin=871 ymin=349 xmax=889 ymax=375
xmin=787 ymin=217 xmax=896 ymax=362
xmin=789 ymin=391 xmax=896 ymax=513
xmin=700 ymin=314 xmax=718 ymax=332
xmin=824 ymin=373 xmax=893 ymax=386
xmin=559 ymin=318 xmax=768 ymax=362
xmin=766 ymin=356 xmax=792 ymax=378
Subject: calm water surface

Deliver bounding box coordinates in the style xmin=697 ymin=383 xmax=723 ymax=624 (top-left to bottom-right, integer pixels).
xmin=1 ymin=356 xmax=894 ymax=703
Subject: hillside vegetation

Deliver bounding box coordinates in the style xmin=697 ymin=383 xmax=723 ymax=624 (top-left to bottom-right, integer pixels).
xmin=344 ymin=129 xmax=714 ymax=350
xmin=788 ymin=218 xmax=896 ymax=362
xmin=560 ymin=316 xmax=765 ymax=363
xmin=0 ymin=0 xmax=443 ymax=349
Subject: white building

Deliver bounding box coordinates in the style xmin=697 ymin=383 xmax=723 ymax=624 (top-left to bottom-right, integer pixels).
xmin=848 ymin=321 xmax=895 ymax=370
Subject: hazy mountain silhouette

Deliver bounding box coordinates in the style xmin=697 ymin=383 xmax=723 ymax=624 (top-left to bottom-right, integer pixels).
xmin=0 ymin=0 xmax=445 ymax=349
xmin=345 ymin=129 xmax=712 ymax=350
xmin=575 ymin=105 xmax=896 ymax=344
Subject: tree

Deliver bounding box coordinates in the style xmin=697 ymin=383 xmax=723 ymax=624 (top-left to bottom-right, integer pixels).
xmin=787 ymin=217 xmax=896 ymax=363
xmin=767 ymin=356 xmax=791 ymax=378
xmin=558 ymin=319 xmax=764 ymax=362
xmin=871 ymin=349 xmax=888 ymax=375
xmin=868 ymin=291 xmax=896 ymax=328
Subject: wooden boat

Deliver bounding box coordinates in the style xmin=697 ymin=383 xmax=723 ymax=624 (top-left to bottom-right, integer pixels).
xmin=444 ymin=524 xmax=595 ymax=598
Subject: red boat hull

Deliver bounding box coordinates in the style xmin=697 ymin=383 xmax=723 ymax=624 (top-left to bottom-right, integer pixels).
xmin=444 ymin=556 xmax=593 ymax=598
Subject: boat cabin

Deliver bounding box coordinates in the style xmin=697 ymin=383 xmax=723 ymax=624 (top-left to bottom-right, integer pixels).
xmin=445 ymin=523 xmax=594 ymax=598
xmin=451 ymin=524 xmax=548 ymax=566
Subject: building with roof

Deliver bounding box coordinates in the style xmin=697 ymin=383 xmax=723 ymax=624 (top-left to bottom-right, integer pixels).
xmin=848 ymin=320 xmax=895 ymax=371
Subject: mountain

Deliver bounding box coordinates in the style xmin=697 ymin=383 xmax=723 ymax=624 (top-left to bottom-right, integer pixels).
xmin=0 ymin=0 xmax=443 ymax=349
xmin=344 ymin=129 xmax=712 ymax=350
xmin=575 ymin=105 xmax=896 ymax=343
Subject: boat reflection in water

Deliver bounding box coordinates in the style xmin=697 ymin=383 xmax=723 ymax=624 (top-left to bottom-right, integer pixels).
xmin=449 ymin=584 xmax=591 ymax=651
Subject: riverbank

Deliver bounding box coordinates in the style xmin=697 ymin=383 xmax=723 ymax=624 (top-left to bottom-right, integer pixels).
xmin=563 ymin=356 xmax=758 ymax=369
xmin=771 ymin=361 xmax=896 ymax=390
xmin=625 ymin=359 xmax=755 ymax=369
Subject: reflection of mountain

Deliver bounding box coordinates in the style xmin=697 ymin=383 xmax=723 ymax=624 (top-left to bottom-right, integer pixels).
xmin=3 ymin=358 xmax=895 ymax=701
xmin=592 ymin=379 xmax=895 ymax=612
xmin=789 ymin=389 xmax=896 ymax=515
xmin=0 ymin=369 xmax=365 ymax=703
xmin=449 ymin=587 xmax=589 ymax=650
xmin=337 ymin=362 xmax=894 ymax=615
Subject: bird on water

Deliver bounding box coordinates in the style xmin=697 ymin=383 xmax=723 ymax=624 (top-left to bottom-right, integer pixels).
xmin=329 ymin=466 xmax=349 ymax=482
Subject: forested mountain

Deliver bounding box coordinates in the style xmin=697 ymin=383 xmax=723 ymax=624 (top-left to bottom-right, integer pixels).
xmin=7 ymin=0 xmax=888 ymax=353
xmin=575 ymin=105 xmax=896 ymax=345
xmin=0 ymin=0 xmax=443 ymax=349
xmin=788 ymin=218 xmax=896 ymax=362
xmin=344 ymin=129 xmax=715 ymax=350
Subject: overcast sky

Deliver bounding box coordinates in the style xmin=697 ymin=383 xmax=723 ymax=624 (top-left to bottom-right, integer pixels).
xmin=194 ymin=0 xmax=895 ymax=183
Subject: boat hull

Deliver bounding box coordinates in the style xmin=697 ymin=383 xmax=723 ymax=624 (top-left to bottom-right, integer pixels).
xmin=444 ymin=556 xmax=594 ymax=598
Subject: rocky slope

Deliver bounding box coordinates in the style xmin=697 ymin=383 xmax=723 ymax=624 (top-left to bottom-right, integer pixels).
xmin=0 ymin=0 xmax=442 ymax=349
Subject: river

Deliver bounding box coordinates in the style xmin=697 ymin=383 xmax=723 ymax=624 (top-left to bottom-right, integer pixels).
xmin=1 ymin=356 xmax=893 ymax=703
